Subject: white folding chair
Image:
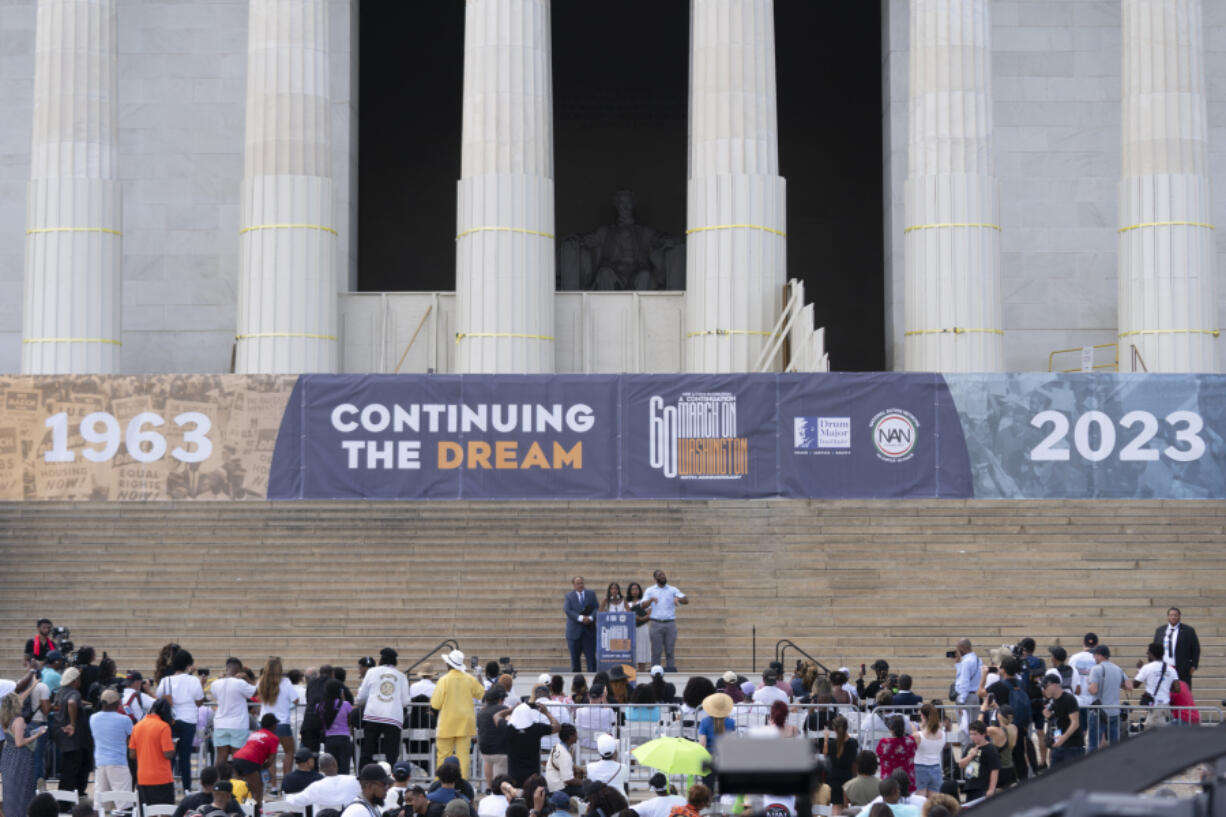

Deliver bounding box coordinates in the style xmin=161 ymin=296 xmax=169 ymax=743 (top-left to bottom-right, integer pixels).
xmin=144 ymin=805 xmax=179 ymax=817
xmin=95 ymin=791 xmax=138 ymax=817
xmin=51 ymin=792 xmax=80 ymax=809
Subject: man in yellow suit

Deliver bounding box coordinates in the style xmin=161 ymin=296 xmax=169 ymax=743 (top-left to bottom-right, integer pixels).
xmin=430 ymin=649 xmax=485 ymax=776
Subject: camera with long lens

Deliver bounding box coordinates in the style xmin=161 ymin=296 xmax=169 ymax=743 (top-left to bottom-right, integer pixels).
xmin=499 ymin=656 xmax=517 ymax=679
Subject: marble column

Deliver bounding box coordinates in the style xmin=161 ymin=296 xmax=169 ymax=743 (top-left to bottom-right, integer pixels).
xmin=684 ymin=0 xmax=787 ymax=373
xmin=1118 ymin=0 xmax=1218 ymax=373
xmin=235 ymin=0 xmax=338 ymax=374
xmin=454 ymin=0 xmax=555 ymax=374
xmin=903 ymin=0 xmax=1003 ymax=372
xmin=22 ymin=0 xmax=122 ymax=374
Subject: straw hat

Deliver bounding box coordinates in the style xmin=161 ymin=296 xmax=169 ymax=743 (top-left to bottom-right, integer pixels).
xmin=702 ymin=692 xmax=734 ymax=719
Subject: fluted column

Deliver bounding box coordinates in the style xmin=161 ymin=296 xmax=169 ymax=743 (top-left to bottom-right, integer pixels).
xmin=22 ymin=0 xmax=122 ymax=374
xmin=454 ymin=0 xmax=555 ymax=373
xmin=235 ymin=0 xmax=337 ymax=374
xmin=684 ymin=0 xmax=787 ymax=373
xmin=903 ymin=0 xmax=1003 ymax=372
xmin=1118 ymin=0 xmax=1218 ymax=372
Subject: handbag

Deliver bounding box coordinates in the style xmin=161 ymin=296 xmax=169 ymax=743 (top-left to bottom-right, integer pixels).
xmin=948 ymin=683 xmax=958 ymax=702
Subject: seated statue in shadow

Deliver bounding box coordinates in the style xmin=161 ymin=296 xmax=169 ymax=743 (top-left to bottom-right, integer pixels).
xmin=558 ymin=189 xmax=685 ymax=290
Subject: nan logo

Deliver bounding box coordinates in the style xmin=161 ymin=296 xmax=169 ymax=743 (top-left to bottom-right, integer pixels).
xmin=793 ymin=417 xmax=851 ymax=451
xmin=870 ymin=408 xmax=918 ymax=463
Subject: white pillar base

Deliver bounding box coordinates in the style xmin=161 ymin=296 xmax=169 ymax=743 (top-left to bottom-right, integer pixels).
xmin=684 ymin=173 xmax=786 ymax=373
xmin=236 ymin=174 xmax=338 ymax=374
xmin=455 ymin=172 xmax=556 ymax=374
xmin=22 ymin=177 xmax=122 ymax=374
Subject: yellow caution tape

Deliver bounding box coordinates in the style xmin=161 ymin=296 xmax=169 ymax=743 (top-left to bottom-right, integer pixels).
xmin=240 ymin=224 xmax=338 ymax=236
xmin=26 ymin=227 xmax=122 ymax=236
xmin=1119 ymin=328 xmax=1220 ymax=339
xmin=455 ymin=332 xmax=555 ymax=344
xmin=23 ymin=337 xmax=122 ymax=345
xmin=904 ymin=223 xmax=1002 ymax=234
xmin=455 ymin=226 xmax=555 ymax=240
xmin=686 ymin=329 xmax=776 ymax=338
xmin=904 ymin=327 xmax=1005 ymax=337
xmin=1118 ymin=221 xmax=1214 ymax=233
xmin=235 ymin=332 xmax=338 ymax=341
xmin=685 ymin=223 xmax=787 ymax=238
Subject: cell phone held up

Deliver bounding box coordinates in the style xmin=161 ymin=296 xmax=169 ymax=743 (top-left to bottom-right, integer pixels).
xmin=945 ymin=650 xmax=958 ymax=659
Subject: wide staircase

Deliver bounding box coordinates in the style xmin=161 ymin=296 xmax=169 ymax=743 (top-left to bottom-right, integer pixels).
xmin=0 ymin=500 xmax=1222 ymax=707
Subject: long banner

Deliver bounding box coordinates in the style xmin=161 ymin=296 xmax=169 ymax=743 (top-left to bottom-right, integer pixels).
xmin=0 ymin=373 xmax=1222 ymax=500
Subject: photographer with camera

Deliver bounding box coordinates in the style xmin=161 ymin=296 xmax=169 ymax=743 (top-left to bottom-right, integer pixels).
xmin=1040 ymin=675 xmax=1083 ymax=768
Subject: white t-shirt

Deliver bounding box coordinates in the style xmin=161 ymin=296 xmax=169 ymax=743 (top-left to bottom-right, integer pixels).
xmin=30 ymin=681 xmax=51 ymax=723
xmin=0 ymin=679 xmax=14 ymax=741
xmin=212 ymin=676 xmax=259 ymax=729
xmin=259 ymin=677 xmax=301 ymax=724
xmin=753 ymin=685 xmax=789 ymax=708
xmin=1135 ymin=660 xmax=1177 ymax=705
xmin=1069 ymin=650 xmax=1097 ymax=706
xmin=634 ymin=795 xmax=687 ymax=817
xmin=574 ymin=705 xmax=616 ymax=749
xmin=156 ymin=673 xmax=204 ymax=723
xmin=545 ymin=743 xmax=575 ymax=792
xmin=122 ymin=689 xmax=156 ymax=722
xmin=477 ymin=795 xmax=510 ymax=817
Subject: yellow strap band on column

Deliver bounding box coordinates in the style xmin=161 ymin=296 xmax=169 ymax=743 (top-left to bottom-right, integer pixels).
xmin=455 ymin=226 xmax=556 ymax=240
xmin=239 ymin=224 xmax=339 ymax=236
xmin=904 ymin=327 xmax=1005 ymax=337
xmin=1117 ymin=221 xmax=1214 ymax=234
xmin=23 ymin=337 xmax=122 ymax=345
xmin=26 ymin=227 xmax=122 ymax=236
xmin=1119 ymin=328 xmax=1220 ymax=339
xmin=455 ymin=332 xmax=555 ymax=344
xmin=235 ymin=332 xmax=338 ymax=341
xmin=685 ymin=223 xmax=787 ymax=238
xmin=686 ymin=329 xmax=776 ymax=338
xmin=903 ymin=223 xmax=1002 ymax=234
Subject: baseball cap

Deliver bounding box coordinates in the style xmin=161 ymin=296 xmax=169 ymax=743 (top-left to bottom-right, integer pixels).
xmin=537 ymin=673 xmax=552 ymax=685
xmin=358 ymin=656 xmax=376 ymax=668
xmin=99 ymin=689 xmax=121 ymax=705
xmin=294 ymin=747 xmax=317 ymax=763
xmin=45 ymin=651 xmax=64 ymax=662
xmin=125 ymin=671 xmax=143 ymax=682
xmin=1092 ymin=645 xmax=1111 ymax=658
xmin=650 ymin=665 xmax=664 ymax=677
xmin=1084 ymin=633 xmax=1099 ymax=647
xmin=60 ymin=667 xmax=81 ymax=686
xmin=359 ymin=763 xmax=394 ymax=785
xmin=392 ymin=762 xmax=412 ymax=781
xmin=721 ymin=671 xmax=737 ymax=684
xmin=596 ymin=733 xmax=618 ymax=757
xmin=649 ymin=773 xmax=668 ymax=792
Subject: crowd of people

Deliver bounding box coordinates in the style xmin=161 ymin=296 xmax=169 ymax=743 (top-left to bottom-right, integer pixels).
xmin=0 ymin=607 xmax=1208 ymax=817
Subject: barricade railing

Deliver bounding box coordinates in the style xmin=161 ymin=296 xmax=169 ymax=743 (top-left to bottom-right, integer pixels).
xmin=188 ymin=697 xmax=1225 ymax=792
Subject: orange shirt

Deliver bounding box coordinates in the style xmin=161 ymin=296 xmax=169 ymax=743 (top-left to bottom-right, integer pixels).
xmin=129 ymin=713 xmax=174 ymax=785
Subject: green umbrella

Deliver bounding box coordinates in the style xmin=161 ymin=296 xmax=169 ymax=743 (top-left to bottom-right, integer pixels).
xmin=631 ymin=737 xmax=712 ymax=775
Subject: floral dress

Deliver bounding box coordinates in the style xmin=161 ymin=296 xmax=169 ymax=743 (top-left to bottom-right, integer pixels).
xmin=876 ymin=734 xmax=918 ymax=791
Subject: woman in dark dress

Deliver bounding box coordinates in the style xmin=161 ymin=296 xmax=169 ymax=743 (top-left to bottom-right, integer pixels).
xmin=1 ymin=676 xmax=47 ymax=817
xmin=824 ymin=715 xmax=858 ymax=815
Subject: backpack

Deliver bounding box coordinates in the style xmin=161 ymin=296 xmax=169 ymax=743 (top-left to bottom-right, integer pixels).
xmin=1004 ymin=678 xmax=1032 ymax=729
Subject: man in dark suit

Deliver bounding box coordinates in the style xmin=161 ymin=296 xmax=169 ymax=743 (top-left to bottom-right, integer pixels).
xmin=1154 ymin=606 xmax=1200 ymax=687
xmin=564 ymin=575 xmax=598 ymax=671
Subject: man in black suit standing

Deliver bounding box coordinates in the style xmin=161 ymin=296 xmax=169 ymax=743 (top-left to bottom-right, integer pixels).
xmin=1154 ymin=606 xmax=1200 ymax=688
xmin=564 ymin=576 xmax=598 ymax=671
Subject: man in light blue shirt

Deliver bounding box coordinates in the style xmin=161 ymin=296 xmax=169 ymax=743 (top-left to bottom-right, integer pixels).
xmin=953 ymin=639 xmax=981 ymax=741
xmin=642 ymin=570 xmax=688 ymax=671
xmin=90 ymin=688 xmax=134 ymax=795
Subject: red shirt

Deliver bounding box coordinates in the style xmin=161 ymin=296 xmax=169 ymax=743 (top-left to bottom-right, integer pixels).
xmin=1170 ymin=685 xmax=1199 ymax=724
xmin=232 ymin=729 xmax=280 ymax=765
xmin=876 ymin=735 xmax=917 ymax=791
